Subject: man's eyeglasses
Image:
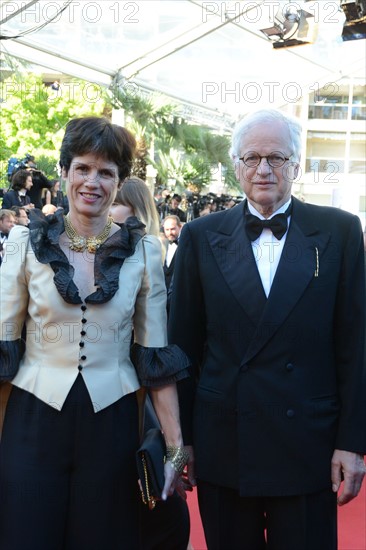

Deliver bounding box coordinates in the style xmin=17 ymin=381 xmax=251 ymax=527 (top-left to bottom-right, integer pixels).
xmin=239 ymin=151 xmax=291 ymax=168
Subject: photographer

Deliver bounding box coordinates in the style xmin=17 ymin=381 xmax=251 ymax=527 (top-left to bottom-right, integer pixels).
xmin=156 ymin=189 xmax=171 ymax=220
xmin=169 ymin=194 xmax=186 ymax=222
xmin=26 ymin=167 xmax=53 ymax=210
xmin=186 ymin=192 xmax=240 ymax=219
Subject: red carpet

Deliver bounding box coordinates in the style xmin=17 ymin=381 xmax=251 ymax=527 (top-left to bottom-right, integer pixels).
xmin=338 ymin=483 xmax=366 ymax=550
xmin=187 ymin=489 xmax=206 ymax=550
xmin=187 ymin=483 xmax=366 ymax=550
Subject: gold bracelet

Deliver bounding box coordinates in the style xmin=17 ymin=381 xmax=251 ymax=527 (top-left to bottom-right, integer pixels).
xmin=166 ymin=446 xmax=189 ymax=474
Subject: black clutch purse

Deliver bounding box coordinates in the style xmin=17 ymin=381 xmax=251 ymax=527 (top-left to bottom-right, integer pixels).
xmin=136 ymin=427 xmax=166 ymax=510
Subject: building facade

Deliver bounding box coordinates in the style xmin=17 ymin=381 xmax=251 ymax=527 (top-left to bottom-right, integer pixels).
xmin=287 ymin=77 xmax=365 ymax=227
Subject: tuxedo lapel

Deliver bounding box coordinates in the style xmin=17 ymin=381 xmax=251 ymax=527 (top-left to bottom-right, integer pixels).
xmin=242 ymin=198 xmax=331 ymax=363
xmin=206 ymin=204 xmax=267 ymax=325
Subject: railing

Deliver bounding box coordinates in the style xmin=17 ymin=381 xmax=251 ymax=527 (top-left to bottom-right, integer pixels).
xmin=308 ymin=105 xmax=366 ymax=120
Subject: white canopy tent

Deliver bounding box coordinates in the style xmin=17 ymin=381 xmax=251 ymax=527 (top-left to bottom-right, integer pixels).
xmin=1 ymin=0 xmax=365 ymax=127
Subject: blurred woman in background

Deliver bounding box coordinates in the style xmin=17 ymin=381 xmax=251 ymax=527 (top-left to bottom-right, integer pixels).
xmin=42 ymin=178 xmax=69 ymax=212
xmin=110 ymin=176 xmax=193 ymax=550
xmin=110 ymin=176 xmax=160 ymax=236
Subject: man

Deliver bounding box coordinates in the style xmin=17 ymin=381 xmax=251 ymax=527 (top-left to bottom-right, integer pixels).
xmin=163 ymin=215 xmax=182 ymax=291
xmin=2 ymin=170 xmax=34 ymax=210
xmin=169 ymin=194 xmax=187 ymax=223
xmin=10 ymin=206 xmax=29 ymax=226
xmin=21 ymin=157 xmax=53 ymax=210
xmin=156 ymin=189 xmax=171 ymax=220
xmin=168 ymin=109 xmax=366 ymax=549
xmin=0 ymin=209 xmax=16 ymax=265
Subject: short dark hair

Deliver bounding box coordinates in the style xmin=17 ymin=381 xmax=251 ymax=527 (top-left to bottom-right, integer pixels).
xmin=11 ymin=169 xmax=32 ymax=191
xmin=10 ymin=205 xmax=27 ymax=217
xmin=172 ymin=194 xmax=182 ymax=202
xmin=59 ymin=116 xmax=136 ymax=183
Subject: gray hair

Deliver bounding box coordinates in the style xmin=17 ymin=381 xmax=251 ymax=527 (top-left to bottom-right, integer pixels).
xmin=230 ymin=109 xmax=302 ymax=162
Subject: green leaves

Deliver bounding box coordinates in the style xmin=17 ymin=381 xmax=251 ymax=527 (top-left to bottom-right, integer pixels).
xmin=0 ymin=74 xmax=105 ymax=182
xmin=0 ymin=72 xmax=239 ymax=194
xmin=107 ymin=84 xmax=238 ymax=192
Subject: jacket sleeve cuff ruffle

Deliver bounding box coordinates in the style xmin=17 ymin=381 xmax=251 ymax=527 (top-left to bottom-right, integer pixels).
xmin=131 ymin=343 xmax=190 ymax=387
xmin=0 ymin=339 xmax=25 ymax=382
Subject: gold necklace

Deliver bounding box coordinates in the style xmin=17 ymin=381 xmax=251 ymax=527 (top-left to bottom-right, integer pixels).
xmin=64 ymin=214 xmax=113 ymax=253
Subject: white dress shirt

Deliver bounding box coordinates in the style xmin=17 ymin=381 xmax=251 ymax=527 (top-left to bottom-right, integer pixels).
xmin=165 ymin=241 xmax=178 ymax=267
xmin=247 ymin=199 xmax=292 ymax=297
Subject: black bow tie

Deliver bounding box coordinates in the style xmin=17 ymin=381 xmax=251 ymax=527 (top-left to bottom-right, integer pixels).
xmin=169 ymin=240 xmax=178 ymax=245
xmin=245 ymin=211 xmax=289 ymax=241
xmin=0 ymin=232 xmax=7 ymax=239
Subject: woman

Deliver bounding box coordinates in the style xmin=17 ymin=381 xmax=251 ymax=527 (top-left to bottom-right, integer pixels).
xmin=2 ymin=169 xmax=34 ymax=210
xmin=110 ymin=176 xmax=160 ymax=236
xmin=43 ymin=179 xmax=69 ymax=212
xmin=110 ymin=176 xmax=193 ymax=550
xmin=111 ymin=177 xmax=167 ymax=263
xmin=0 ymin=117 xmax=189 ymax=550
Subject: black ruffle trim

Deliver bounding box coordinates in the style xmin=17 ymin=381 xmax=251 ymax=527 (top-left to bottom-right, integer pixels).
xmin=28 ymin=210 xmax=145 ymax=305
xmin=0 ymin=339 xmax=25 ymax=382
xmin=131 ymin=343 xmax=190 ymax=387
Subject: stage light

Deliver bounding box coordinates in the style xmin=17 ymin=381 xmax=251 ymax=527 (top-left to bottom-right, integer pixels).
xmin=340 ymin=0 xmax=366 ymax=41
xmin=260 ymin=6 xmax=316 ymax=49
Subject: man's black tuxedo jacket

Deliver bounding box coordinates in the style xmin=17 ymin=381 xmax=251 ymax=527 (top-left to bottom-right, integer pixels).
xmin=2 ymin=190 xmax=31 ymax=209
xmin=168 ymin=197 xmax=366 ymax=497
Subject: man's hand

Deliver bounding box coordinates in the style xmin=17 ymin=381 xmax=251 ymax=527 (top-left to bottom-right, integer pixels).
xmin=184 ymin=444 xmax=196 ymax=488
xmin=331 ymin=449 xmax=366 ymax=506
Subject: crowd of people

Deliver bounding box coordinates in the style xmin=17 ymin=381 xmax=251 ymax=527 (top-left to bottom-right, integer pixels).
xmin=0 ymin=160 xmax=239 ymax=229
xmin=0 ymin=109 xmax=365 ymax=550
xmin=155 ymin=189 xmax=242 ymax=222
xmin=0 ymin=156 xmax=239 ymax=276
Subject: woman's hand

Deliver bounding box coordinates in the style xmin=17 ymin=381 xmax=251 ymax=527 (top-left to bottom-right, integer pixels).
xmin=161 ymin=445 xmax=196 ymax=501
xmin=161 ymin=460 xmax=181 ymax=500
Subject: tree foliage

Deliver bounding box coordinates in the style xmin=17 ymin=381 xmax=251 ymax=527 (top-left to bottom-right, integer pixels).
xmin=107 ymin=85 xmax=239 ymax=193
xmin=0 ymin=72 xmax=239 ymax=195
xmin=0 ymin=73 xmax=105 ymax=186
